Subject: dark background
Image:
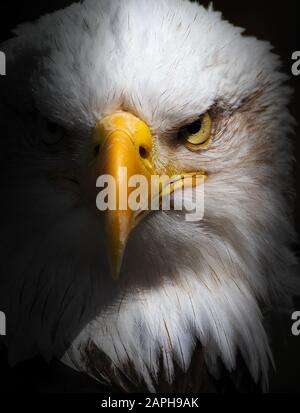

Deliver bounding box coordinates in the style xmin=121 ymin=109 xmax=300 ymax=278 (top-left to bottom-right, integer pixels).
xmin=0 ymin=0 xmax=299 ymax=393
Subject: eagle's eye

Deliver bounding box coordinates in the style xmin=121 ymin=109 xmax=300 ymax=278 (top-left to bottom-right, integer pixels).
xmin=37 ymin=116 xmax=65 ymax=146
xmin=179 ymin=112 xmax=212 ymax=150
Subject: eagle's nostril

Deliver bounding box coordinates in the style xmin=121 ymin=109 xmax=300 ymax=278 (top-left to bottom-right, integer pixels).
xmin=94 ymin=144 xmax=100 ymax=156
xmin=139 ymin=146 xmax=149 ymax=159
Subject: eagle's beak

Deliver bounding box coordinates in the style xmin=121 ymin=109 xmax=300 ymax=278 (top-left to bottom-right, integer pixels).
xmin=92 ymin=111 xmax=154 ymax=280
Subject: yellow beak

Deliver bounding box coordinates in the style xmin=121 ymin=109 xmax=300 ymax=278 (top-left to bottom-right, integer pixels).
xmin=91 ymin=111 xmax=206 ymax=280
xmin=92 ymin=111 xmax=154 ymax=280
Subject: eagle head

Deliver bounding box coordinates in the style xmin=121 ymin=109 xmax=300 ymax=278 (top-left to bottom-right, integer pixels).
xmin=0 ymin=0 xmax=297 ymax=392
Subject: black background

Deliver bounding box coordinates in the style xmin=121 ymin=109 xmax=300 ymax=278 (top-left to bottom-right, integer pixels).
xmin=0 ymin=0 xmax=299 ymax=393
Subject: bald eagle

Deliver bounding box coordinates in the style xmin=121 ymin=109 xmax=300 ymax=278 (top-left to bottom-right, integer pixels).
xmin=0 ymin=0 xmax=298 ymax=393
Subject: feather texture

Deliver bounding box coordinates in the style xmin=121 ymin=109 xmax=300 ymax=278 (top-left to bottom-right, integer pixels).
xmin=0 ymin=0 xmax=298 ymax=392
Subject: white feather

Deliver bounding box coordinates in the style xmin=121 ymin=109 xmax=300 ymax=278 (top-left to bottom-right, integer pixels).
xmin=0 ymin=0 xmax=298 ymax=392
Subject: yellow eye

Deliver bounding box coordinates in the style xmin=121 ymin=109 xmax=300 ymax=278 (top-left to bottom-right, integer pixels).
xmin=179 ymin=113 xmax=212 ymax=149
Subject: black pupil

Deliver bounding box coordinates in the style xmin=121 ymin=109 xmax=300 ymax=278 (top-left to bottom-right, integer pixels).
xmin=186 ymin=118 xmax=202 ymax=135
xmin=47 ymin=121 xmax=58 ymax=134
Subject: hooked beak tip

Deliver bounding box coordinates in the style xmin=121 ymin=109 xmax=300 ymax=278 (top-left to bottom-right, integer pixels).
xmin=105 ymin=217 xmax=132 ymax=281
xmin=107 ymin=248 xmax=123 ymax=281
